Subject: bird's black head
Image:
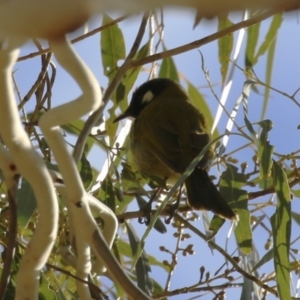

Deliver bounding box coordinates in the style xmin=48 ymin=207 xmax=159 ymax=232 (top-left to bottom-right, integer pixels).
xmin=114 ymin=78 xmax=177 ymax=122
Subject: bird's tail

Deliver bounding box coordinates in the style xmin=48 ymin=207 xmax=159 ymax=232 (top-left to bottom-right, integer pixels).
xmin=185 ymin=168 xmax=236 ymax=220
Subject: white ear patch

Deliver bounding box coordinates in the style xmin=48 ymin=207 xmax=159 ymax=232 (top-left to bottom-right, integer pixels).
xmin=142 ymin=90 xmax=154 ymax=104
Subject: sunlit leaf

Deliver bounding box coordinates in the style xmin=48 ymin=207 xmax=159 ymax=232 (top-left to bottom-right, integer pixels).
xmin=218 ymin=16 xmax=233 ymax=84
xmin=208 ymin=215 xmax=225 ymax=234
xmin=257 ymin=120 xmax=274 ymax=179
xmin=291 ymin=211 xmax=300 ymax=226
xmin=187 ymin=81 xmax=219 ymax=139
xmin=254 ymin=14 xmax=283 ymax=61
xmin=159 ymin=57 xmax=179 ymax=81
xmin=271 ymin=160 xmax=291 ymax=300
xmin=260 ymin=29 xmax=277 ymax=121
xmin=115 ymin=42 xmax=150 ymax=111
xmin=219 ymin=164 xmax=252 ymax=254
xmin=101 ymin=14 xmax=126 ymax=81
xmin=252 ymin=248 xmax=273 ymax=272
xmin=245 ymin=22 xmax=260 ymax=69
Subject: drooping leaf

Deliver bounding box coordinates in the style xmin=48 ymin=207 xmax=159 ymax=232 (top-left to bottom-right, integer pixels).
xmin=254 ymin=14 xmax=283 ymax=61
xmin=271 ymin=160 xmax=291 ymax=300
xmin=218 ymin=16 xmax=233 ymax=84
xmin=187 ymin=81 xmax=219 ymax=139
xmin=291 ymin=211 xmax=300 ymax=226
xmin=252 ymin=248 xmax=274 ymax=272
xmin=79 ymin=152 xmax=93 ymax=189
xmin=260 ymin=28 xmax=277 ymax=121
xmin=208 ymin=215 xmax=225 ymax=234
xmin=125 ymin=222 xmax=152 ymax=295
xmin=61 ymin=118 xmax=95 ymax=153
xmin=245 ymin=22 xmax=260 ymax=69
xmin=257 ymin=120 xmax=274 ymax=180
xmin=135 ymin=194 xmax=167 ymax=234
xmin=101 ymin=14 xmax=126 ymax=82
xmin=117 ymin=42 xmax=150 ymax=110
xmin=17 ymin=178 xmax=37 ymax=228
xmin=98 ymin=175 xmax=116 ymax=212
xmin=219 ymin=164 xmax=252 ymax=254
xmin=159 ymin=57 xmax=179 ymax=81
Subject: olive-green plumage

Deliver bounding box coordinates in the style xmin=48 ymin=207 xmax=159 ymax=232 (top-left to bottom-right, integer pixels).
xmin=114 ymin=78 xmax=236 ymax=220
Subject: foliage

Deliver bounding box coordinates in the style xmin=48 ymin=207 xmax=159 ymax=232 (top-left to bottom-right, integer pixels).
xmin=1 ymin=9 xmax=300 ymax=300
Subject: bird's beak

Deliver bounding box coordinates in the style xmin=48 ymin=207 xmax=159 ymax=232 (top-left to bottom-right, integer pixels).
xmin=113 ymin=111 xmax=130 ymax=123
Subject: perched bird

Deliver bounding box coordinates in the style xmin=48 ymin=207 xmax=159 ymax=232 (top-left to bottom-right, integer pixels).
xmin=114 ymin=78 xmax=236 ymax=220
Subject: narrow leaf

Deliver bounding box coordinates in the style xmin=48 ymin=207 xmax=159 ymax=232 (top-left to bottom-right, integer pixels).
xmin=101 ymin=14 xmax=126 ymax=81
xmin=245 ymin=22 xmax=260 ymax=69
xmin=271 ymin=160 xmax=291 ymax=300
xmin=257 ymin=120 xmax=274 ymax=179
xmin=17 ymin=178 xmax=37 ymax=228
xmin=218 ymin=16 xmax=233 ymax=84
xmin=79 ymin=152 xmax=93 ymax=190
xmin=159 ymin=57 xmax=179 ymax=81
xmin=254 ymin=14 xmax=283 ymax=60
xmin=125 ymin=222 xmax=152 ymax=294
xmin=136 ymin=194 xmax=167 ymax=234
xmin=187 ymin=81 xmax=219 ymax=139
xmin=219 ymin=164 xmax=252 ymax=254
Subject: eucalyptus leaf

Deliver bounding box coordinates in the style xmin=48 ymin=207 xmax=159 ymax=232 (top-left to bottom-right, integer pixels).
xmin=218 ymin=16 xmax=233 ymax=84
xmin=17 ymin=178 xmax=37 ymax=228
xmin=219 ymin=164 xmax=252 ymax=254
xmin=101 ymin=14 xmax=126 ymax=81
xmin=126 ymin=222 xmax=152 ymax=295
xmin=159 ymin=57 xmax=179 ymax=81
xmin=271 ymin=160 xmax=291 ymax=300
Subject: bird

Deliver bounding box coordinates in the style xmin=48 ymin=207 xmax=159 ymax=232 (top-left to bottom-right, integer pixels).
xmin=114 ymin=78 xmax=236 ymax=220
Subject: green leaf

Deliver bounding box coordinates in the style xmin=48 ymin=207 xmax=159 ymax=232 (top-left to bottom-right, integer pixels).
xmin=101 ymin=14 xmax=126 ymax=81
xmin=260 ymin=28 xmax=277 ymax=121
xmin=17 ymin=178 xmax=37 ymax=228
xmin=219 ymin=164 xmax=252 ymax=254
xmin=125 ymin=222 xmax=152 ymax=295
xmin=271 ymin=160 xmax=291 ymax=300
xmin=61 ymin=119 xmax=95 ymax=153
xmin=117 ymin=239 xmax=169 ymax=272
xmin=208 ymin=215 xmax=225 ymax=235
xmin=254 ymin=14 xmax=283 ymax=61
xmin=79 ymin=152 xmax=93 ymax=189
xmin=252 ymin=248 xmax=273 ymax=272
xmin=115 ymin=42 xmax=150 ymax=110
xmin=218 ymin=16 xmax=233 ymax=84
xmin=187 ymin=81 xmax=219 ymax=139
xmin=98 ymin=176 xmax=116 ymax=212
xmin=39 ymin=272 xmax=57 ymax=300
xmin=257 ymin=120 xmax=274 ymax=179
xmin=159 ymin=57 xmax=179 ymax=81
xmin=245 ymin=22 xmax=260 ymax=69
xmin=135 ymin=194 xmax=167 ymax=234
xmin=291 ymin=211 xmax=300 ymax=226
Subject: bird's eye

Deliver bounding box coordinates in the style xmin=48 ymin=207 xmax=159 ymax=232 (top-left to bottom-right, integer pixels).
xmin=141 ymin=90 xmax=154 ymax=104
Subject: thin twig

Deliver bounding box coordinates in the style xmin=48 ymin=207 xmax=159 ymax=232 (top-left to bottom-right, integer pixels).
xmin=129 ymin=8 xmax=283 ymax=68
xmin=17 ymin=14 xmax=130 ymax=62
xmin=73 ymin=12 xmax=151 ymax=163
xmin=174 ymin=213 xmax=278 ymax=297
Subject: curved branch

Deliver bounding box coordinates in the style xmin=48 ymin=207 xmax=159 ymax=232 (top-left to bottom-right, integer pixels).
xmin=0 ymin=39 xmax=59 ymax=299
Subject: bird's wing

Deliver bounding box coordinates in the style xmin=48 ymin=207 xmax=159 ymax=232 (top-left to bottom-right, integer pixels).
xmin=139 ymin=120 xmax=184 ymax=174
